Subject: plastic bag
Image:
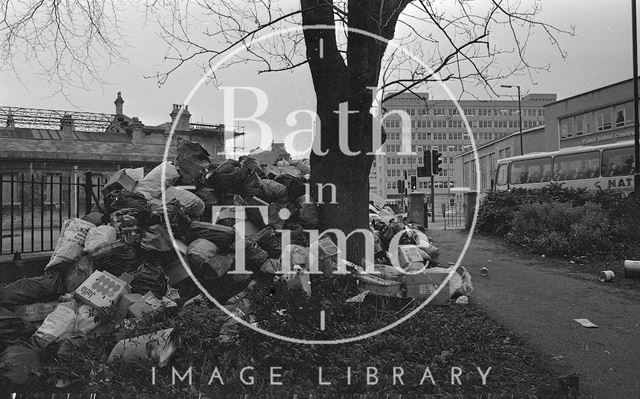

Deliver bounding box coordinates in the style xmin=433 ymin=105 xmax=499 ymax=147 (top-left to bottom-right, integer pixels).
xmin=103 ymin=190 xmax=149 ymax=215
xmin=131 ymin=263 xmax=168 ymax=298
xmin=45 ymin=218 xmax=96 ymax=270
xmin=149 ymin=199 xmax=191 ymax=239
xmin=241 ymin=157 xmax=267 ymax=179
xmin=187 ymin=221 xmax=237 ymax=253
xmin=207 ymin=160 xmax=244 ymax=195
xmin=203 ymin=254 xmax=235 ymax=278
xmin=140 ymin=224 xmax=173 ymax=252
xmin=0 ymin=273 xmax=65 ymax=311
xmin=275 ymin=174 xmax=306 ymax=201
xmin=74 ymin=304 xmax=100 ymax=334
xmin=187 ymin=238 xmax=219 ymax=272
xmin=90 ymin=239 xmax=139 ymax=276
xmin=164 ymin=186 xmax=205 ymax=218
xmin=33 ymin=300 xmax=78 ymax=348
xmin=175 ymin=139 xmax=210 ymax=186
xmin=258 ymin=179 xmax=288 ymax=202
xmin=242 ymin=169 xmax=262 ymax=197
xmin=134 ymin=162 xmax=180 ymax=200
xmin=380 ymin=222 xmax=415 ymax=251
xmin=62 ymin=255 xmax=94 ymax=292
xmin=84 ymin=225 xmax=117 ymax=254
xmin=81 ymin=212 xmax=105 ymax=226
xmin=0 ymin=344 xmax=41 ymax=385
xmin=110 ymin=208 xmax=146 ymax=246
xmin=289 ymin=159 xmax=310 ymax=175
xmin=297 ymin=197 xmax=318 ymax=229
xmin=0 ymin=307 xmax=27 ymax=341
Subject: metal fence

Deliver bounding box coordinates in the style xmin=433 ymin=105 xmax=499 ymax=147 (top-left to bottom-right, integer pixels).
xmin=442 ymin=201 xmax=465 ymax=229
xmin=1 ymin=172 xmax=104 ymax=256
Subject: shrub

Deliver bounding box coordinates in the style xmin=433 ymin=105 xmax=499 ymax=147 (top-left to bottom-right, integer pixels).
xmin=506 ymin=201 xmax=613 ymax=257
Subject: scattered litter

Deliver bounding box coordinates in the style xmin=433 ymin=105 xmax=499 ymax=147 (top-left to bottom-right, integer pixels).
xmin=599 ymin=270 xmax=615 ymax=282
xmin=346 ymin=290 xmax=369 ymax=303
xmin=455 ymin=295 xmax=469 ymax=305
xmin=574 ymin=318 xmax=598 ymax=328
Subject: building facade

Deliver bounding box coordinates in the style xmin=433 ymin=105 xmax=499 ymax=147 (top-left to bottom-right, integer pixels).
xmin=454 ymin=126 xmax=547 ymax=196
xmin=0 ymin=93 xmax=226 ymax=209
xmin=544 ymin=78 xmax=639 ymax=150
xmin=454 ymin=78 xmax=640 ymax=197
xmin=373 ymin=92 xmax=555 ymax=210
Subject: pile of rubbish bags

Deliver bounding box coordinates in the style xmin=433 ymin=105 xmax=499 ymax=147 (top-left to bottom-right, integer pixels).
xmin=0 ymin=139 xmax=471 ymax=386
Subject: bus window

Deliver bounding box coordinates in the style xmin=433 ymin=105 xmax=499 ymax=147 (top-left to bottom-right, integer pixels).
xmin=602 ymin=147 xmax=634 ymax=177
xmin=554 ymin=152 xmax=599 ymax=180
xmin=496 ymin=164 xmax=508 ymax=186
xmin=510 ymin=157 xmax=551 ymax=184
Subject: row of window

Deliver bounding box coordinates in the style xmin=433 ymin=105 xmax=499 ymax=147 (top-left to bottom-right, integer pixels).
xmin=386 ymin=180 xmax=455 ymax=189
xmin=389 ymin=107 xmax=544 ymax=118
xmin=383 ymin=118 xmax=542 ymax=130
xmin=386 ymin=168 xmax=451 ymax=177
xmin=387 ymin=156 xmax=455 ymax=165
xmin=560 ymin=102 xmax=635 ymax=139
xmin=497 ymin=146 xmax=635 ymax=185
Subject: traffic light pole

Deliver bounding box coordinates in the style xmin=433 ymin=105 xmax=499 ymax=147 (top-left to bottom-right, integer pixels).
xmin=431 ymin=175 xmax=435 ymax=223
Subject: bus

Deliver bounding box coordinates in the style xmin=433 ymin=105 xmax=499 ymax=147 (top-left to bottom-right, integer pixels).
xmin=493 ymin=140 xmax=636 ymax=193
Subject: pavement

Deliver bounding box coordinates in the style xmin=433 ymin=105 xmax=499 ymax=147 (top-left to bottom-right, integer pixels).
xmin=430 ymin=229 xmax=640 ymax=399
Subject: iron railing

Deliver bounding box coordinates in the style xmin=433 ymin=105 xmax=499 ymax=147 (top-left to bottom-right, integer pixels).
xmin=1 ymin=172 xmax=104 ymax=255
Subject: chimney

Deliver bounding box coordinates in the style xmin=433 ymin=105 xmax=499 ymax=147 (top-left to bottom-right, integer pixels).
xmin=60 ymin=114 xmax=75 ymax=141
xmin=6 ymin=112 xmax=15 ymax=128
xmin=169 ymin=104 xmax=191 ymax=131
xmin=114 ymin=92 xmax=124 ymax=116
xmin=130 ymin=117 xmax=144 ymax=144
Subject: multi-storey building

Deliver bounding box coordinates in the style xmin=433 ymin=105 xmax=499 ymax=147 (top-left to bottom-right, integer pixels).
xmin=373 ymin=92 xmax=556 ymax=210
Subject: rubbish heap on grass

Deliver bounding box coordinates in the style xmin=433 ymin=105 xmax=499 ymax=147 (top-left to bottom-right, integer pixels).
xmin=0 ymin=139 xmax=471 ymax=386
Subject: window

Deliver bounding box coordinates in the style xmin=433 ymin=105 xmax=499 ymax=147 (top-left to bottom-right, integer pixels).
xmin=614 ymin=103 xmax=634 ymax=128
xmin=496 ymin=164 xmax=508 ymax=186
xmin=596 ymin=108 xmax=612 ymax=131
xmin=510 ymin=157 xmax=552 ymax=184
xmin=560 ymin=118 xmax=574 ymax=138
xmin=553 ymin=152 xmax=600 ymax=181
xmin=602 ymin=147 xmax=634 ymax=176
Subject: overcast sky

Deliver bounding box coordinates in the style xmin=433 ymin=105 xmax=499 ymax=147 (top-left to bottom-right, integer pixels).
xmin=0 ymin=1 xmax=635 ymax=153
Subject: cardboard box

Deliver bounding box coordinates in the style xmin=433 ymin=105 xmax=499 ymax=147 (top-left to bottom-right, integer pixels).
xmin=317 ymin=237 xmax=339 ymax=259
xmin=102 ymin=169 xmax=137 ymax=196
xmin=357 ymin=274 xmax=402 ymax=297
xmin=403 ymin=270 xmax=450 ymax=304
xmin=14 ymin=301 xmax=59 ymax=322
xmin=398 ymin=245 xmax=425 ymax=270
xmin=75 ymin=270 xmax=129 ymax=309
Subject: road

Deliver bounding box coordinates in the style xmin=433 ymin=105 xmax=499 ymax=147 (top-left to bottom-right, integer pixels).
xmin=431 ymin=229 xmax=640 ymax=398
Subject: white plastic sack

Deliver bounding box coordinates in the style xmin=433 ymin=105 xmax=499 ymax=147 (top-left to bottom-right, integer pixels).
xmin=45 ymin=218 xmax=96 ymax=271
xmin=281 ymin=244 xmax=319 ymax=271
xmin=165 ymin=186 xmax=205 ymax=218
xmin=33 ymin=300 xmax=78 ymax=348
xmin=134 ymin=162 xmax=180 ymax=200
xmin=84 ymin=225 xmax=117 ymax=254
xmin=429 ymin=266 xmax=473 ymax=297
xmin=74 ymin=304 xmax=100 ymax=334
xmin=124 ymin=167 xmax=144 ymax=181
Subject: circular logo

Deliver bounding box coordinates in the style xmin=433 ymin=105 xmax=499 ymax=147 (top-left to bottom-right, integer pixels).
xmin=161 ymin=25 xmax=481 ymax=345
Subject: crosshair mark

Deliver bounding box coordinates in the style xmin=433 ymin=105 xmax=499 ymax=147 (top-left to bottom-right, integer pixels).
xmin=320 ymin=310 xmax=326 ymax=331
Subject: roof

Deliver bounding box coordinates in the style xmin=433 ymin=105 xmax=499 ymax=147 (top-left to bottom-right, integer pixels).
xmin=496 ymin=139 xmax=636 ymax=163
xmin=545 ymin=77 xmax=638 ymax=107
xmin=0 ymin=127 xmax=175 ymax=163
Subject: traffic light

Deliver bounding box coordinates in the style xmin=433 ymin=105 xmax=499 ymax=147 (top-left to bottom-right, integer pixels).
xmin=422 ymin=150 xmax=433 ymax=176
xmin=397 ymin=179 xmax=405 ymax=194
xmin=432 ymin=149 xmax=443 ymax=174
xmin=410 ymin=176 xmax=417 ymax=190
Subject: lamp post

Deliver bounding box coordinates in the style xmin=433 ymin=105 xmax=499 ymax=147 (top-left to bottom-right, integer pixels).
xmin=501 ymin=85 xmax=523 ymax=155
xmin=633 ymin=0 xmax=640 ymax=193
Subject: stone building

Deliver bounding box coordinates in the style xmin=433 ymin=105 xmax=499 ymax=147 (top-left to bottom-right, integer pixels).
xmin=0 ymin=93 xmax=226 ymax=209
